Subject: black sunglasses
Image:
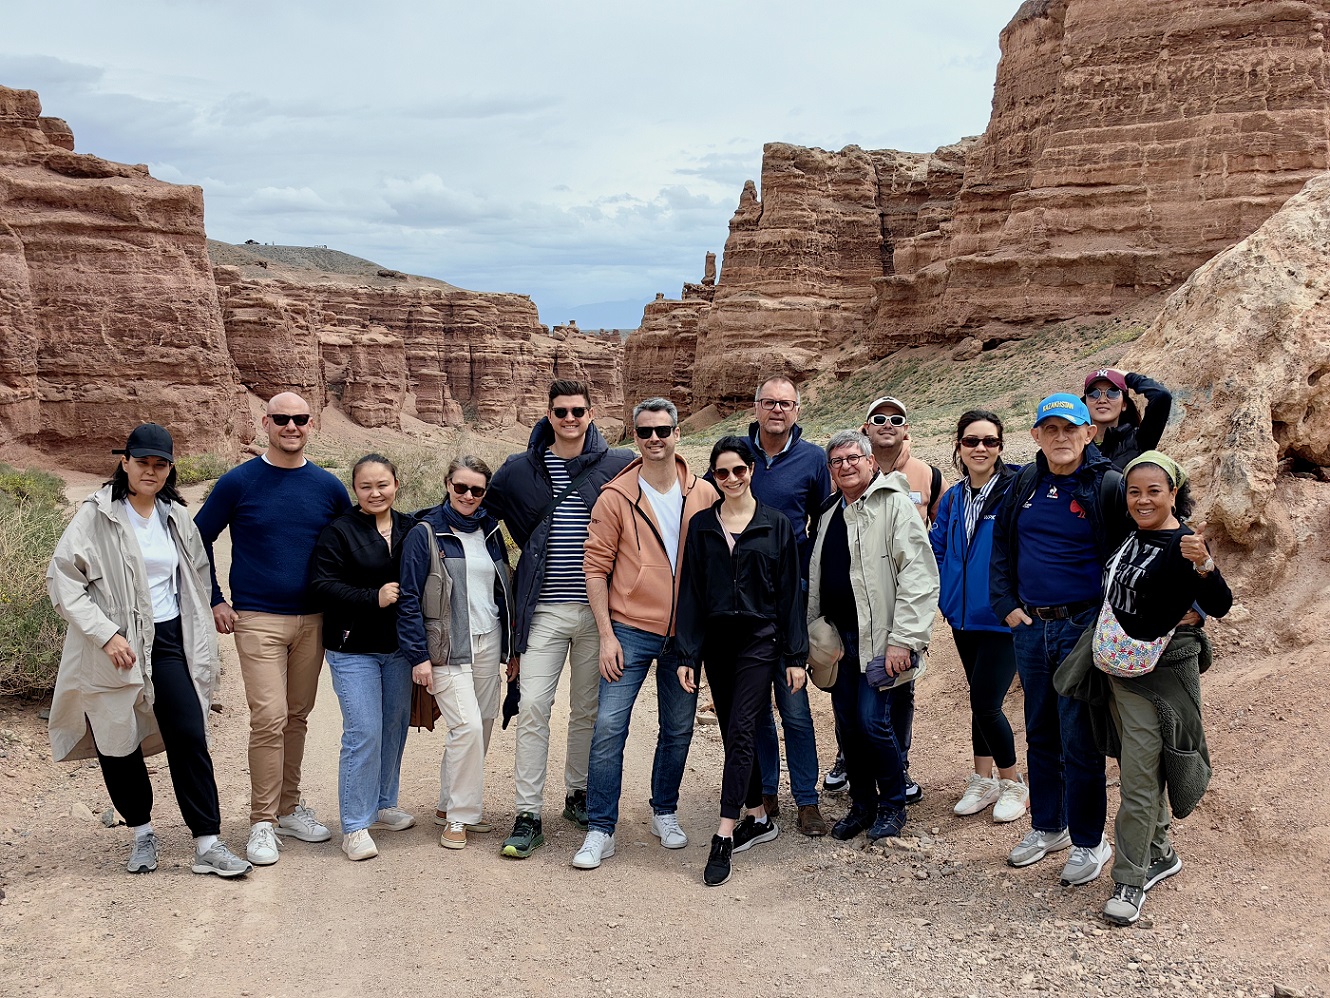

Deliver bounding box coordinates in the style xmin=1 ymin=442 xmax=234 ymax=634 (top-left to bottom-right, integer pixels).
xmin=1086 ymin=388 xmax=1122 ymax=401
xmin=269 ymin=413 xmax=311 ymax=426
xmin=551 ymin=407 xmax=589 ymax=419
xmin=450 ymin=481 xmax=487 ymax=499
xmin=635 ymin=425 xmax=675 ymax=439
xmin=713 ymin=465 xmax=750 ymax=481
xmin=867 ymin=413 xmax=906 ymax=427
xmin=960 ymin=436 xmax=1002 ymax=449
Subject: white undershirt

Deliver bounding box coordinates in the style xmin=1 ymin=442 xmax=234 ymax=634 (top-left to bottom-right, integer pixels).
xmin=457 ymin=527 xmax=499 ymax=643
xmin=124 ymin=501 xmax=179 ymax=623
xmin=639 ymin=475 xmax=684 ymax=574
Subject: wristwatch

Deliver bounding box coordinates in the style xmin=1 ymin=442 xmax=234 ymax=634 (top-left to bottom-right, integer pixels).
xmin=1195 ymin=556 xmax=1214 ymax=577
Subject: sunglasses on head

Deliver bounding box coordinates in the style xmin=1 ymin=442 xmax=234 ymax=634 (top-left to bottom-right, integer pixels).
xmin=635 ymin=424 xmax=675 ymax=439
xmin=867 ymin=413 xmax=906 ymax=427
xmin=712 ymin=465 xmax=750 ymax=482
xmin=1086 ymin=387 xmax=1122 ymax=400
xmin=450 ymin=481 xmax=487 ymax=499
xmin=960 ymin=435 xmax=1002 ymax=449
xmin=551 ymin=406 xmax=589 ymax=419
xmin=269 ymin=413 xmax=311 ymax=426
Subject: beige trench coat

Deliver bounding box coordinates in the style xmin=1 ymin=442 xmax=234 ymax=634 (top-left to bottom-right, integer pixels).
xmin=46 ymin=486 xmax=218 ymax=762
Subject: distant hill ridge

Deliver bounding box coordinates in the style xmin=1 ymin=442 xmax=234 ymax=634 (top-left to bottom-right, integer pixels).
xmin=206 ymin=239 xmax=461 ymax=291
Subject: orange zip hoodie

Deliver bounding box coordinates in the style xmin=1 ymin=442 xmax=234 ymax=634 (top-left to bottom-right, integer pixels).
xmin=583 ymin=454 xmax=718 ymax=637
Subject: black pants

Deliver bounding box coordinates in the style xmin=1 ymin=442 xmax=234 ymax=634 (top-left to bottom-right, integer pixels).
xmin=951 ymin=628 xmax=1019 ymax=770
xmin=96 ymin=617 xmax=222 ymax=837
xmin=704 ymin=620 xmax=777 ymax=820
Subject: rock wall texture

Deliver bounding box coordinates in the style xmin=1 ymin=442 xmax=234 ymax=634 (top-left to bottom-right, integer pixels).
xmin=0 ymin=85 xmax=243 ymax=470
xmin=626 ymin=0 xmax=1330 ymax=411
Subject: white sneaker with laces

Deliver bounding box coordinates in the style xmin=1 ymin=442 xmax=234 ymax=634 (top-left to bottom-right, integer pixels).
xmin=651 ymin=812 xmax=688 ymax=849
xmin=1060 ymin=836 xmax=1113 ymax=886
xmin=954 ymin=774 xmax=1000 ymax=816
xmin=342 ymin=828 xmax=378 ymax=861
xmin=247 ymin=821 xmax=282 ymax=866
xmin=370 ymin=807 xmax=416 ymax=832
xmin=277 ymin=801 xmax=331 ymax=842
xmin=572 ymin=830 xmax=615 ymax=870
xmin=992 ymin=777 xmax=1030 ymax=823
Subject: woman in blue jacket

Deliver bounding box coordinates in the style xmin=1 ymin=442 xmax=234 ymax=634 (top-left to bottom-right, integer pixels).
xmin=929 ymin=411 xmax=1028 ymax=823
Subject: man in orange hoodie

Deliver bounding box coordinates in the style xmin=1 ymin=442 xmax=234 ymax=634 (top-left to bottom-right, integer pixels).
xmin=572 ymin=397 xmax=719 ymax=870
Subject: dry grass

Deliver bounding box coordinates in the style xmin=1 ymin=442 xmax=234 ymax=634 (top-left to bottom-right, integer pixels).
xmin=0 ymin=466 xmax=70 ymax=696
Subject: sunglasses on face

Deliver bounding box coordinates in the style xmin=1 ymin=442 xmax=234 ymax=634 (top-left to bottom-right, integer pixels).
xmin=450 ymin=481 xmax=487 ymax=499
xmin=712 ymin=465 xmax=750 ymax=482
xmin=269 ymin=413 xmax=311 ymax=426
xmin=960 ymin=436 xmax=1002 ymax=449
xmin=867 ymin=413 xmax=906 ymax=427
xmin=757 ymin=398 xmax=798 ymax=412
xmin=828 ymin=453 xmax=867 ymax=469
xmin=1086 ymin=388 xmax=1122 ymax=401
xmin=635 ymin=425 xmax=675 ymax=439
xmin=551 ymin=407 xmax=589 ymax=419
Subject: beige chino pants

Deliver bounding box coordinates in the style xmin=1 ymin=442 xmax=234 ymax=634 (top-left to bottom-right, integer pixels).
xmin=433 ymin=625 xmax=503 ymax=823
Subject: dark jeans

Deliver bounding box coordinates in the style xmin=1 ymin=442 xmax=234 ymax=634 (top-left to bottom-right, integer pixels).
xmin=96 ymin=617 xmax=221 ymax=837
xmin=1010 ymin=609 xmax=1107 ymax=847
xmin=952 ymin=628 xmax=1019 ymax=769
xmin=887 ymin=681 xmax=913 ymax=774
xmin=828 ymin=646 xmax=906 ymax=813
xmin=705 ymin=620 xmax=777 ymax=820
xmin=755 ymin=671 xmax=820 ymax=805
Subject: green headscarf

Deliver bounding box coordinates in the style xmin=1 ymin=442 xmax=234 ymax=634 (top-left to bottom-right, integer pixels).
xmin=1124 ymin=449 xmax=1188 ymax=490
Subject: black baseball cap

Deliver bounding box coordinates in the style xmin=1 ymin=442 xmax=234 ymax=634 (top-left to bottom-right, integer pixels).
xmin=112 ymin=423 xmax=175 ymax=462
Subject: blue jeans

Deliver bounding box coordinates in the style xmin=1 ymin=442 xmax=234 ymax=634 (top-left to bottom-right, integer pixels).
xmin=828 ymin=655 xmax=905 ymax=813
xmin=756 ymin=670 xmax=820 ymax=806
xmin=586 ymin=623 xmax=697 ymax=835
xmin=1010 ymin=610 xmax=1107 ymax=847
xmin=326 ymin=650 xmax=413 ymax=834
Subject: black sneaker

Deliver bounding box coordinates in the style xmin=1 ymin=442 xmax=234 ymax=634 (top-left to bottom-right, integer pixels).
xmin=501 ymin=812 xmax=545 ymax=858
xmin=904 ymin=774 xmax=923 ymax=805
xmin=823 ymin=755 xmax=848 ymax=795
xmin=830 ymin=806 xmax=873 ymax=841
xmin=1103 ymin=882 xmax=1146 ymax=925
xmin=563 ymin=790 xmax=589 ymax=830
xmin=1143 ymin=852 xmax=1183 ymax=891
xmin=868 ymin=806 xmax=907 ymax=841
xmin=704 ymin=835 xmax=733 ymax=887
xmin=731 ymin=814 xmax=779 ymax=854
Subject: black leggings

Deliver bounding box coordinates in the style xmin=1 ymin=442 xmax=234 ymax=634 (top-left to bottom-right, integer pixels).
xmin=96 ymin=617 xmax=222 ymax=837
xmin=951 ymin=628 xmax=1018 ymax=770
xmin=704 ymin=620 xmax=777 ymax=820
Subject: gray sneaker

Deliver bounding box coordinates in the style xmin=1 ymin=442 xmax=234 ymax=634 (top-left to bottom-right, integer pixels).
xmin=1060 ymin=836 xmax=1112 ymax=886
xmin=126 ymin=833 xmax=158 ymax=874
xmin=191 ymin=842 xmax=254 ymax=878
xmin=1006 ymin=827 xmax=1071 ymax=867
xmin=1143 ymin=852 xmax=1183 ymax=890
xmin=1103 ymin=882 xmax=1145 ymax=925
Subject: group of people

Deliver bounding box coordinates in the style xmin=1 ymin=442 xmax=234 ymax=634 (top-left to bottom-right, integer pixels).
xmin=45 ymin=365 xmax=1228 ymax=926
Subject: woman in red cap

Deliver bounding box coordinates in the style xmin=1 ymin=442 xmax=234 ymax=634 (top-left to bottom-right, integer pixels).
xmin=1082 ymin=369 xmax=1172 ymax=469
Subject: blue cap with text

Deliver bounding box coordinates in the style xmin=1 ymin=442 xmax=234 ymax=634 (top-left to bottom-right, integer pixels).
xmin=1034 ymin=392 xmax=1092 ymax=427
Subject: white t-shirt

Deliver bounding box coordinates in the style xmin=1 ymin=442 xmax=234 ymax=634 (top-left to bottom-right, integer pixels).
xmin=639 ymin=475 xmax=684 ymax=574
xmin=125 ymin=501 xmax=179 ymax=623
xmin=456 ymin=527 xmax=499 ymax=644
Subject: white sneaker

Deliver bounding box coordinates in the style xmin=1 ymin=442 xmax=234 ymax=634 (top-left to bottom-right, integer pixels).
xmin=953 ymin=774 xmax=1000 ymax=816
xmin=341 ymin=829 xmax=378 ymax=861
xmin=571 ymin=830 xmax=616 ymax=870
xmin=992 ymin=777 xmax=1030 ymax=823
xmin=370 ymin=807 xmax=416 ymax=832
xmin=1007 ymin=827 xmax=1072 ymax=867
xmin=246 ymin=821 xmax=281 ymax=866
xmin=651 ymin=812 xmax=688 ymax=849
xmin=1060 ymin=836 xmax=1113 ymax=886
xmin=276 ymin=801 xmax=332 ymax=842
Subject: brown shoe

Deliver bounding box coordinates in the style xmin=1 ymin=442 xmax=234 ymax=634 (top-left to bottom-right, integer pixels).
xmin=797 ymin=804 xmax=829 ymax=837
xmin=762 ymin=794 xmax=781 ymax=820
xmin=439 ymin=821 xmax=467 ymax=850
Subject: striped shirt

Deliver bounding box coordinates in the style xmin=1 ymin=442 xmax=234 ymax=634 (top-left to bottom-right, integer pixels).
xmin=538 ymin=450 xmax=591 ymax=603
xmin=962 ymin=473 xmax=1001 ymax=543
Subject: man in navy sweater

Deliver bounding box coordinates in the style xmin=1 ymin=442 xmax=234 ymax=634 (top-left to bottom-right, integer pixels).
xmin=195 ymin=392 xmax=351 ymax=867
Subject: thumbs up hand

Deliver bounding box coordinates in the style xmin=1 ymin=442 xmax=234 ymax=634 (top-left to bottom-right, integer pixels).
xmin=1180 ymin=521 xmax=1210 ymax=567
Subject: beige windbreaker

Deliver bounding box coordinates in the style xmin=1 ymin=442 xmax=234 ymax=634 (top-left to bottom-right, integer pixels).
xmin=46 ymin=486 xmax=219 ymax=762
xmin=807 ymin=471 xmax=940 ymax=677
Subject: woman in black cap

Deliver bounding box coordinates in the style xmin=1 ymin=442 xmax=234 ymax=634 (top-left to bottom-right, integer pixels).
xmin=1082 ymin=368 xmax=1173 ymax=468
xmin=46 ymin=424 xmax=251 ymax=877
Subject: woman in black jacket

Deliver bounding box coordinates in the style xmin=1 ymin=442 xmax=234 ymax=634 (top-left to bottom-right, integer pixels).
xmin=1083 ymin=368 xmax=1173 ymax=468
xmin=676 ymin=436 xmax=808 ymax=887
xmin=309 ymin=454 xmax=418 ymax=861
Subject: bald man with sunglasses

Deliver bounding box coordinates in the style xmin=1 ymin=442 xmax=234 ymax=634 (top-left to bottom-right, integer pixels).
xmin=195 ymin=392 xmax=351 ymax=866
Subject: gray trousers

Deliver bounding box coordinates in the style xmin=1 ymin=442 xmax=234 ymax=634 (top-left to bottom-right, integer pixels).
xmin=1108 ymin=679 xmax=1175 ymax=887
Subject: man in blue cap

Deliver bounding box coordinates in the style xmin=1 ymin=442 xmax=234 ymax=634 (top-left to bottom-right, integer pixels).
xmin=989 ymin=392 xmax=1128 ymax=887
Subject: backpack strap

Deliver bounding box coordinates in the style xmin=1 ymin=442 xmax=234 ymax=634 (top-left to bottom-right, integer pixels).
xmin=929 ymin=465 xmax=943 ymax=509
xmin=536 ymin=461 xmax=599 ymax=526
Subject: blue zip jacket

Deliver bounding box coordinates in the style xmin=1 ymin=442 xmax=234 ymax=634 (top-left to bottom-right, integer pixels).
xmin=929 ymin=466 xmax=1017 ymax=633
xmin=743 ymin=421 xmax=832 ymax=577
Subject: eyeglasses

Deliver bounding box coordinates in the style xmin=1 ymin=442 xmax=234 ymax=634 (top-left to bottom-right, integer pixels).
xmin=551 ymin=406 xmax=589 ymax=419
xmin=449 ymin=481 xmax=487 ymax=499
xmin=960 ymin=436 xmax=1002 ymax=449
xmin=712 ymin=465 xmax=750 ymax=482
xmin=757 ymin=399 xmax=798 ymax=412
xmin=867 ymin=413 xmax=906 ymax=427
xmin=828 ymin=453 xmax=867 ymax=469
xmin=1086 ymin=388 xmax=1122 ymax=401
xmin=269 ymin=413 xmax=311 ymax=426
xmin=635 ymin=425 xmax=675 ymax=439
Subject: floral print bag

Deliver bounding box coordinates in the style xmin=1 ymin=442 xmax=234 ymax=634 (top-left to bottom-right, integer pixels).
xmin=1092 ymin=542 xmax=1174 ymax=678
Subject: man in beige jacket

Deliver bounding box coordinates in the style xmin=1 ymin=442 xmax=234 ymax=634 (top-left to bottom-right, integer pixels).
xmin=571 ymin=397 xmax=718 ymax=870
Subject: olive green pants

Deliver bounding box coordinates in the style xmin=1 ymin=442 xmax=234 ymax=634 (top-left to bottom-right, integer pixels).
xmin=1108 ymin=679 xmax=1175 ymax=887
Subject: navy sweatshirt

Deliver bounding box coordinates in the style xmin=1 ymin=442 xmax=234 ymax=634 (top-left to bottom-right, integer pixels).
xmin=743 ymin=422 xmax=832 ymax=578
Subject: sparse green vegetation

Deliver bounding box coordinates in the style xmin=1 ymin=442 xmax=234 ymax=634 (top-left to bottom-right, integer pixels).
xmin=174 ymin=452 xmax=234 ymax=485
xmin=0 ymin=466 xmax=70 ymax=696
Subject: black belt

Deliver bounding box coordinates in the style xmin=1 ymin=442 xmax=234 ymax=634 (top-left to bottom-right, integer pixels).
xmin=1025 ymin=599 xmax=1097 ymax=621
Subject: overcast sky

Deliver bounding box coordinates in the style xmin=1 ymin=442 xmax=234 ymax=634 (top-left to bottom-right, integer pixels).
xmin=4 ymin=1 xmax=1022 ymax=329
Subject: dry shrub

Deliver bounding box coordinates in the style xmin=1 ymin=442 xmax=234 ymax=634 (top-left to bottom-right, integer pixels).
xmin=0 ymin=466 xmax=70 ymax=696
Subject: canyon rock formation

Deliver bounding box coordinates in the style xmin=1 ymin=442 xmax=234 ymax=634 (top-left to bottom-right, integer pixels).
xmin=628 ymin=0 xmax=1330 ymax=413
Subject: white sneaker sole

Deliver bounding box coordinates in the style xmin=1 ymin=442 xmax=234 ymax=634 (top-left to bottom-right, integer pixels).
xmin=954 ymin=793 xmax=1000 ymax=816
xmin=276 ymin=824 xmax=331 ymax=843
xmin=1143 ymin=855 xmax=1183 ymax=891
xmin=1060 ymin=846 xmax=1112 ymax=886
xmin=1007 ymin=832 xmax=1072 ymax=868
xmin=651 ymin=818 xmax=688 ymax=850
xmin=572 ymin=841 xmax=615 ymax=870
xmin=191 ymin=861 xmax=252 ymax=878
xmin=370 ymin=815 xmax=416 ymax=832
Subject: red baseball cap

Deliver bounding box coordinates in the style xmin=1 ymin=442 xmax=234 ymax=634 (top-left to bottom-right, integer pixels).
xmin=1084 ymin=369 xmax=1127 ymax=393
